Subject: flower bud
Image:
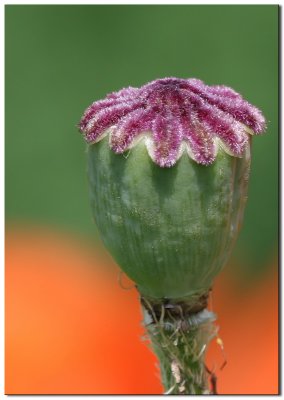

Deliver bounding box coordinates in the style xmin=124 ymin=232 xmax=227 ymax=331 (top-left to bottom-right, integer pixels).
xmin=79 ymin=77 xmax=266 ymax=300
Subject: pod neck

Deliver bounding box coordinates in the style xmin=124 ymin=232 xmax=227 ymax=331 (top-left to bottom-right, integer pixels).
xmin=140 ymin=289 xmax=218 ymax=394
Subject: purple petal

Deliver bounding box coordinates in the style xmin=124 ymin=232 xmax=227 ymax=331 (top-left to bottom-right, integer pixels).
xmin=179 ymin=89 xmax=248 ymax=156
xmin=181 ymin=114 xmax=217 ymax=165
xmin=110 ymin=108 xmax=152 ymax=153
xmin=151 ymin=114 xmax=183 ymax=167
xmin=79 ymin=77 xmax=266 ymax=167
xmin=194 ymin=104 xmax=248 ymax=156
xmin=84 ymin=101 xmax=142 ymax=142
xmin=80 ymin=92 xmax=142 ymax=132
xmin=187 ymin=79 xmax=266 ymax=133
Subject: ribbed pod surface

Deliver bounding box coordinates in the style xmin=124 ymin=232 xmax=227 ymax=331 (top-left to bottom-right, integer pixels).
xmin=88 ymin=137 xmax=250 ymax=299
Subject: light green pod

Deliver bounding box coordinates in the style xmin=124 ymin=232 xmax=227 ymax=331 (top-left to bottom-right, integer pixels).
xmin=88 ymin=137 xmax=250 ymax=299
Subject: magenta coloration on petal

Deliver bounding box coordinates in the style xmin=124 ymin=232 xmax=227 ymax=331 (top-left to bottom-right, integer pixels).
xmin=84 ymin=101 xmax=143 ymax=143
xmin=151 ymin=114 xmax=183 ymax=167
xmin=79 ymin=77 xmax=266 ymax=167
xmin=110 ymin=108 xmax=152 ymax=153
xmin=181 ymin=113 xmax=217 ymax=165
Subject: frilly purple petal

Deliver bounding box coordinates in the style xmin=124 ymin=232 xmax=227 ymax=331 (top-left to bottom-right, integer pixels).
xmin=79 ymin=77 xmax=266 ymax=167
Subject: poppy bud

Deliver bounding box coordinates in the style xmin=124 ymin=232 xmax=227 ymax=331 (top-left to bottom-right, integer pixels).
xmin=79 ymin=77 xmax=266 ymax=394
xmin=80 ymin=77 xmax=265 ymax=299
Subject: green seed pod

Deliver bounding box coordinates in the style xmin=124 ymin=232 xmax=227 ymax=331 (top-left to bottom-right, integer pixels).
xmin=79 ymin=77 xmax=266 ymax=394
xmin=88 ymin=137 xmax=250 ymax=299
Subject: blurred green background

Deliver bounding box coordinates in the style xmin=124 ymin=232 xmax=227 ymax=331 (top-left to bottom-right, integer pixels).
xmin=5 ymin=5 xmax=278 ymax=278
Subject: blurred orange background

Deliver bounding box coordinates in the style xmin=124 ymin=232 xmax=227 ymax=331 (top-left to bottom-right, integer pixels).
xmin=5 ymin=227 xmax=278 ymax=395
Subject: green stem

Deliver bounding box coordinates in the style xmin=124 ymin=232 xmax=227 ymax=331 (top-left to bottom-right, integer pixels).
xmin=140 ymin=293 xmax=217 ymax=395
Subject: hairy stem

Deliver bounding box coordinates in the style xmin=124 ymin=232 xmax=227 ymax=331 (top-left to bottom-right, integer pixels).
xmin=140 ymin=292 xmax=217 ymax=395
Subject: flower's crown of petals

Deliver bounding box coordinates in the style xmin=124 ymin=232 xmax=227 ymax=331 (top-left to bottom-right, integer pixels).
xmin=79 ymin=77 xmax=266 ymax=167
